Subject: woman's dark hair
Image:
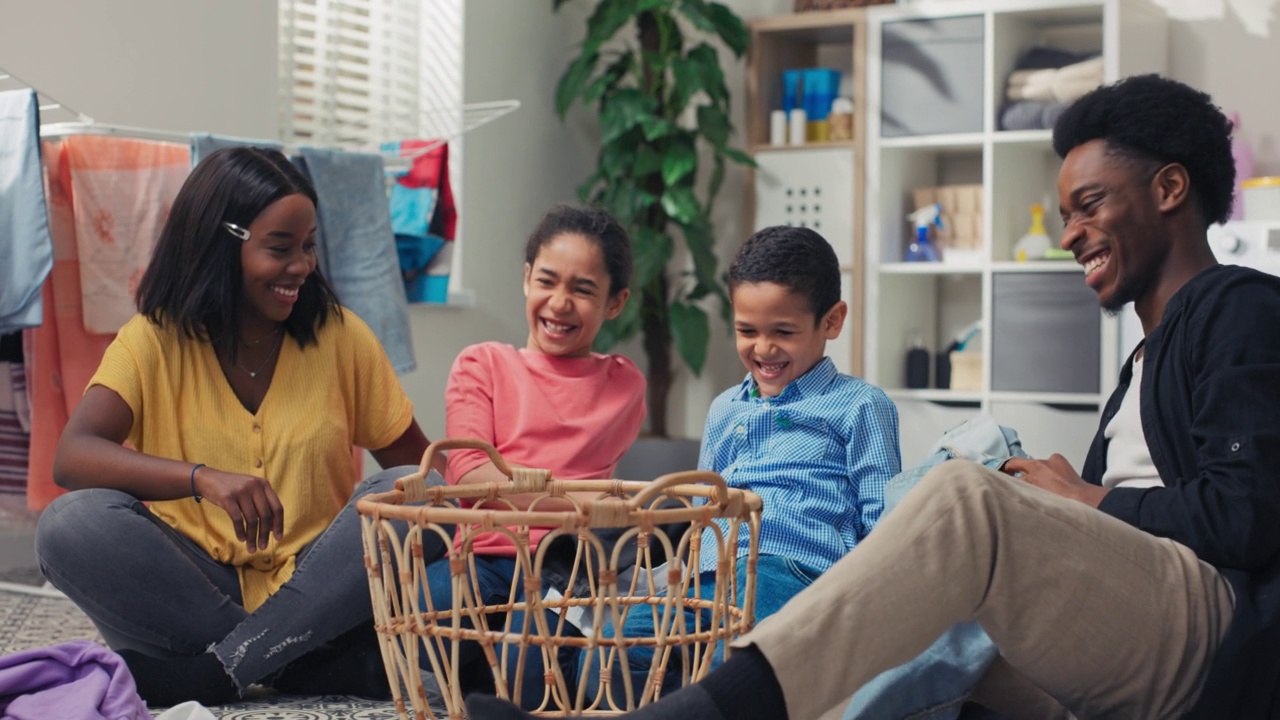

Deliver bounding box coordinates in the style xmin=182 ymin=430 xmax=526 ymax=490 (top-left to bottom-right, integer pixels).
xmin=730 ymin=225 xmax=841 ymax=323
xmin=523 ymin=204 xmax=632 ymax=297
xmin=136 ymin=146 xmax=340 ymax=361
xmin=1053 ymin=74 xmax=1235 ymax=227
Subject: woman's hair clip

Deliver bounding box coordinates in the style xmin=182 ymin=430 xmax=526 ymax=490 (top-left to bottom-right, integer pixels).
xmin=223 ymin=222 xmax=250 ymax=241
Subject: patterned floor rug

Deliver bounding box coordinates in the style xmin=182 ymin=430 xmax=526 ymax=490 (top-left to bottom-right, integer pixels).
xmin=0 ymin=588 xmax=428 ymax=719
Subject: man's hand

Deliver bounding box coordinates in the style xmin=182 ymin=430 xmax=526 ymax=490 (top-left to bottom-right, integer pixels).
xmin=193 ymin=465 xmax=285 ymax=553
xmin=1002 ymin=454 xmax=1109 ymax=508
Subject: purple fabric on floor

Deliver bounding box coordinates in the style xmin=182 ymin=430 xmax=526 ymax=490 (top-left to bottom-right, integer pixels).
xmin=0 ymin=640 xmax=149 ymax=720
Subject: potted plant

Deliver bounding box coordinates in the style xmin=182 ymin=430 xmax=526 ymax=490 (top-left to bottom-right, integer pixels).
xmin=553 ymin=0 xmax=753 ymax=438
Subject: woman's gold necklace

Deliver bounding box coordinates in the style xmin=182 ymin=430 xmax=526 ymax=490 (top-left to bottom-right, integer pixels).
xmin=236 ymin=332 xmax=284 ymax=379
xmin=240 ymin=325 xmax=282 ymax=347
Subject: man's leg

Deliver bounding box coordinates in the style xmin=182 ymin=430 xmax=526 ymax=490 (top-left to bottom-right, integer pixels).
xmin=747 ymin=460 xmax=1234 ymax=720
xmin=967 ymin=655 xmax=1073 ymax=720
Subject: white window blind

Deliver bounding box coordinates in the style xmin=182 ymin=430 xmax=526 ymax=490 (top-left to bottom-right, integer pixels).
xmin=279 ymin=0 xmax=432 ymax=147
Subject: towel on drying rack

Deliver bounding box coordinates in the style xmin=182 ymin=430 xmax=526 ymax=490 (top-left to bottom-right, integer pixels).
xmin=0 ymin=89 xmax=54 ymax=335
xmin=63 ymin=134 xmax=190 ymax=334
xmin=296 ymin=147 xmax=416 ymax=374
xmin=190 ymin=132 xmax=282 ymax=167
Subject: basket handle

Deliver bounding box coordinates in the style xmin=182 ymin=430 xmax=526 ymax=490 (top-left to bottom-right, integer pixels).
xmin=629 ymin=469 xmax=731 ymax=509
xmin=399 ymin=438 xmax=552 ymax=496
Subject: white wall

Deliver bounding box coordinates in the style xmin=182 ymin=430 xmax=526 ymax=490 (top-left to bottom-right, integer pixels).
xmin=0 ymin=0 xmax=277 ymax=138
xmin=1167 ymin=14 xmax=1280 ymax=175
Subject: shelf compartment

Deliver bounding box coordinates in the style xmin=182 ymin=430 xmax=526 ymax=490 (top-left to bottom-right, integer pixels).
xmin=881 ymin=14 xmax=985 ymax=138
xmin=872 ymin=273 xmax=981 ymax=392
xmin=874 ymin=144 xmax=984 ymax=265
xmin=747 ymin=14 xmax=861 ymax=148
xmin=990 ymin=141 xmax=1064 ymax=262
xmin=991 ymin=271 xmax=1101 ymax=394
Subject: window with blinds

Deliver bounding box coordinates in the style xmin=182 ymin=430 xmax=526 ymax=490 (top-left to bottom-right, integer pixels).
xmin=279 ymin=0 xmax=462 ymax=148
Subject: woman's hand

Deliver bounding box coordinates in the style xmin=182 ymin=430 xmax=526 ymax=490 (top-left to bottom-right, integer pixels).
xmin=1003 ymin=454 xmax=1109 ymax=508
xmin=192 ymin=465 xmax=285 ymax=553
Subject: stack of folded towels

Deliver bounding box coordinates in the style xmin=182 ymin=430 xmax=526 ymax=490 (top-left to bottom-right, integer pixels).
xmin=1000 ymin=47 xmax=1103 ymax=131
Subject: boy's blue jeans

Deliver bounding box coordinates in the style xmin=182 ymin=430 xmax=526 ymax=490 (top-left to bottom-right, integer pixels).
xmin=582 ymin=555 xmax=820 ymax=708
xmin=422 ymin=554 xmax=583 ymax=710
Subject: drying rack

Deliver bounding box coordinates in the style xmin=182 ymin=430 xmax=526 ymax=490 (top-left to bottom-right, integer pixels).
xmin=1 ymin=64 xmax=520 ymax=164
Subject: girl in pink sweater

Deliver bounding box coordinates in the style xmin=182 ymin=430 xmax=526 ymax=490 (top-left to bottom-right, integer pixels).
xmin=429 ymin=205 xmax=646 ymax=706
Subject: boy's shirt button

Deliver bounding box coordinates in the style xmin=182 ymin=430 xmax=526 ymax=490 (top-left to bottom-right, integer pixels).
xmin=736 ymin=424 xmax=747 ymax=435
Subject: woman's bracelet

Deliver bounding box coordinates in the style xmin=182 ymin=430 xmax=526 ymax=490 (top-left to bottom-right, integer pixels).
xmin=190 ymin=463 xmax=206 ymax=503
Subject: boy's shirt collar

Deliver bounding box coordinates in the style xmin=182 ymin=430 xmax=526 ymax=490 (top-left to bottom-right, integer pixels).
xmin=738 ymin=356 xmax=837 ymax=402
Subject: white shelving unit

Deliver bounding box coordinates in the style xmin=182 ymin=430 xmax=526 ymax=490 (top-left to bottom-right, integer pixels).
xmin=862 ymin=0 xmax=1167 ymax=465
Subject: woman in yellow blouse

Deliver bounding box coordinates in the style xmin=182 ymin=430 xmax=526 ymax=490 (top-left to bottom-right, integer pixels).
xmin=34 ymin=147 xmax=447 ymax=706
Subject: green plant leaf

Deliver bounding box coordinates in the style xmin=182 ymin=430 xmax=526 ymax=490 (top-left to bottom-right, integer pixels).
xmin=556 ymin=51 xmax=599 ymax=117
xmin=721 ymin=146 xmax=756 ymax=167
xmin=602 ymin=183 xmax=661 ymax=221
xmin=703 ymin=2 xmax=749 ymax=56
xmin=661 ymin=185 xmax=701 ymax=225
xmin=661 ymin=138 xmax=697 ymax=186
xmin=669 ymin=301 xmax=710 ymax=375
xmin=696 ymin=103 xmax=731 ymax=147
xmin=584 ymin=0 xmax=643 ymax=55
xmin=669 ymin=55 xmax=701 ymax=112
xmin=631 ymin=226 xmax=674 ymax=290
xmin=600 ymin=136 xmax=640 ymax=180
xmin=595 ymin=292 xmax=643 ymax=351
xmin=686 ymin=44 xmax=728 ymax=104
xmin=640 ymin=116 xmax=678 ymax=141
xmin=707 ymin=153 xmax=726 ymax=207
xmin=600 ymin=89 xmax=658 ymax=144
xmin=582 ymin=52 xmax=634 ymax=104
xmin=633 ymin=146 xmax=664 ymax=178
xmin=653 ymin=6 xmax=684 ymax=57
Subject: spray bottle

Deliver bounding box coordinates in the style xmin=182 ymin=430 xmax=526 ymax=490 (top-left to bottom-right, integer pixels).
xmin=906 ymin=203 xmax=943 ymax=262
xmin=1013 ymin=204 xmax=1052 ymax=262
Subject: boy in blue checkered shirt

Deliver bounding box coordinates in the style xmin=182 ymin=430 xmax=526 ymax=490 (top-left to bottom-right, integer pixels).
xmin=694 ymin=224 xmax=901 ymax=619
xmin=578 ymin=225 xmax=901 ymax=705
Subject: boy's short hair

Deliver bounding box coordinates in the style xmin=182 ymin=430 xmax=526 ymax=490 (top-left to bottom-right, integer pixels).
xmin=1052 ymin=74 xmax=1234 ymax=227
xmin=729 ymin=226 xmax=841 ymax=322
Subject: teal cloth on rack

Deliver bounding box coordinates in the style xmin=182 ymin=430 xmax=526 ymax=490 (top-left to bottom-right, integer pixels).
xmin=190 ymin=133 xmax=283 ymax=167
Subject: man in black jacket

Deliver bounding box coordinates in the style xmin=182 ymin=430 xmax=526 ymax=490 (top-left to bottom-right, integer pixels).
xmin=467 ymin=76 xmax=1280 ymax=720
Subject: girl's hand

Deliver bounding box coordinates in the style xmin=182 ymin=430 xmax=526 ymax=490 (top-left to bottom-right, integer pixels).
xmin=1002 ymin=454 xmax=1109 ymax=508
xmin=192 ymin=466 xmax=285 ymax=553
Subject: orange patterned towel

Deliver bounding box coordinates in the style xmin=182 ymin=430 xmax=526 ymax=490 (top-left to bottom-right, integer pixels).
xmin=64 ymin=135 xmax=189 ymax=334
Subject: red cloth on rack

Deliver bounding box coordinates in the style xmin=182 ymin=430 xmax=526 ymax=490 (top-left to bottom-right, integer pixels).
xmin=395 ymin=140 xmax=456 ymax=241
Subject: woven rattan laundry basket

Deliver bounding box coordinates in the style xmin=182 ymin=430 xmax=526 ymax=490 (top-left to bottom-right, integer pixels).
xmin=356 ymin=439 xmax=763 ymax=719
